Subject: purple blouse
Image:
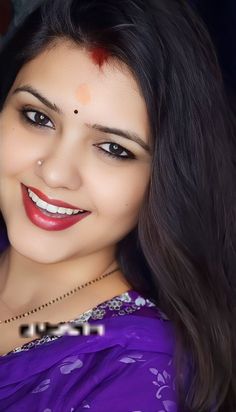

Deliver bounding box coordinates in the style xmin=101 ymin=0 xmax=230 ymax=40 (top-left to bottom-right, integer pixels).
xmin=0 ymin=289 xmax=179 ymax=411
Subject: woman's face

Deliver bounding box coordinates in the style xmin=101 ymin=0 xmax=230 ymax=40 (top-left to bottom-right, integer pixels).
xmin=0 ymin=40 xmax=151 ymax=263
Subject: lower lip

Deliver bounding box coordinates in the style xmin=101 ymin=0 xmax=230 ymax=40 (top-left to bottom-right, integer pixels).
xmin=21 ymin=184 xmax=91 ymax=231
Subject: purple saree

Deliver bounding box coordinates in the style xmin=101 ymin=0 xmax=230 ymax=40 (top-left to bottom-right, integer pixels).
xmin=0 ymin=289 xmax=179 ymax=411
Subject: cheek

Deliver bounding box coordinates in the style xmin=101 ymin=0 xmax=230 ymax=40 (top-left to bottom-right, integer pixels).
xmin=0 ymin=124 xmax=39 ymax=175
xmin=91 ymin=166 xmax=150 ymax=220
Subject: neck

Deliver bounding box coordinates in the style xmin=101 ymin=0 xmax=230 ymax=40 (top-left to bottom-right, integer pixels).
xmin=0 ymin=245 xmax=129 ymax=313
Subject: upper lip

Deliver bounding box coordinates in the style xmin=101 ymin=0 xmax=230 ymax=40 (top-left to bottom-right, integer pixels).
xmin=25 ymin=184 xmax=87 ymax=210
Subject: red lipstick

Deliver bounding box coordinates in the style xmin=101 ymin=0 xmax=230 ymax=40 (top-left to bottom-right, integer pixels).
xmin=27 ymin=185 xmax=86 ymax=210
xmin=21 ymin=184 xmax=91 ymax=231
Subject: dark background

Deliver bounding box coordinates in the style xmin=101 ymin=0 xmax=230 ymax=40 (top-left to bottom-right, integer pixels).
xmin=189 ymin=0 xmax=236 ymax=109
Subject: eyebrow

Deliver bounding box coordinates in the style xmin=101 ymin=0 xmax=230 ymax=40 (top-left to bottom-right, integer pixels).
xmin=85 ymin=124 xmax=150 ymax=153
xmin=12 ymin=85 xmax=151 ymax=153
xmin=13 ymin=85 xmax=62 ymax=114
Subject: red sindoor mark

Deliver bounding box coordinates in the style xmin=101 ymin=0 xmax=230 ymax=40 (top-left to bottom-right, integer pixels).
xmin=90 ymin=47 xmax=110 ymax=68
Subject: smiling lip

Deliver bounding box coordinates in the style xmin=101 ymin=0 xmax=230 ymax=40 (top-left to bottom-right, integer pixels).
xmin=26 ymin=184 xmax=87 ymax=210
xmin=21 ymin=183 xmax=91 ymax=231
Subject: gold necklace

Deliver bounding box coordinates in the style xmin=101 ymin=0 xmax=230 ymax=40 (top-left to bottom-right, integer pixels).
xmin=0 ymin=267 xmax=119 ymax=325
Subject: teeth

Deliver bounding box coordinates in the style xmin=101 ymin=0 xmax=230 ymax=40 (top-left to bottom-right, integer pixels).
xmin=27 ymin=189 xmax=84 ymax=215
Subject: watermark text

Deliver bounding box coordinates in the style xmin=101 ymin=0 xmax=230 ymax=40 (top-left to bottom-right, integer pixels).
xmin=19 ymin=322 xmax=105 ymax=338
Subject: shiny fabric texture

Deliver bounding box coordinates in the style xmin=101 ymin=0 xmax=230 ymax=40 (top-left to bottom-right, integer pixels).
xmin=0 ymin=290 xmax=179 ymax=411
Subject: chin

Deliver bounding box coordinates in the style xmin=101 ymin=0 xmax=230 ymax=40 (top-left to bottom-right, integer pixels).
xmin=8 ymin=234 xmax=70 ymax=265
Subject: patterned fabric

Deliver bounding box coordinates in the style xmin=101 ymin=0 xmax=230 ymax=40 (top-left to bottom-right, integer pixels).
xmin=0 ymin=289 xmax=179 ymax=411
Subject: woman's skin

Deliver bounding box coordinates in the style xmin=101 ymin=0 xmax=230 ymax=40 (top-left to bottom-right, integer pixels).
xmin=0 ymin=40 xmax=151 ymax=352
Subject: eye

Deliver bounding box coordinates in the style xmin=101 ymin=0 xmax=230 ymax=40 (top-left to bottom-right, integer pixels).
xmin=94 ymin=142 xmax=135 ymax=161
xmin=18 ymin=107 xmax=136 ymax=162
xmin=20 ymin=108 xmax=55 ymax=129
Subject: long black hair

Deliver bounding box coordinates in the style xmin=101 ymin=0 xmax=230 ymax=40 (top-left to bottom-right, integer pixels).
xmin=0 ymin=1 xmax=235 ymax=410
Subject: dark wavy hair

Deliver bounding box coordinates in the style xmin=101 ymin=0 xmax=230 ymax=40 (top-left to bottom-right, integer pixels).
xmin=0 ymin=0 xmax=235 ymax=410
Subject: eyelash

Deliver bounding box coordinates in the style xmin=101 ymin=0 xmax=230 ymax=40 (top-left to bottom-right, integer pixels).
xmin=19 ymin=108 xmax=135 ymax=161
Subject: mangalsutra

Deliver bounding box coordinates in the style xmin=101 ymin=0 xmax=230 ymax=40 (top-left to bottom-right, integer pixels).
xmin=0 ymin=267 xmax=119 ymax=324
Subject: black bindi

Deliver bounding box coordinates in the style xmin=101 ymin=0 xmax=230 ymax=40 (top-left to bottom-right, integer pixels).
xmin=74 ymin=109 xmax=78 ymax=114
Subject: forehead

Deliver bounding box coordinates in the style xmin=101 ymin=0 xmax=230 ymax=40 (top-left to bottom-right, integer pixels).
xmin=15 ymin=40 xmax=140 ymax=98
xmin=9 ymin=40 xmax=150 ymax=141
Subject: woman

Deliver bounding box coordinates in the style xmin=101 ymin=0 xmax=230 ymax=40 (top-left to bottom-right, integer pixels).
xmin=0 ymin=0 xmax=235 ymax=411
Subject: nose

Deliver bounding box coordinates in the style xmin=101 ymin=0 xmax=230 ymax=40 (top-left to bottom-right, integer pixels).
xmin=35 ymin=141 xmax=83 ymax=190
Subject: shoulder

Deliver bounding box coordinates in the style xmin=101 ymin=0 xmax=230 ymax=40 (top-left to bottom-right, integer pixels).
xmin=88 ymin=289 xmax=176 ymax=357
xmin=75 ymin=345 xmax=178 ymax=411
xmin=74 ymin=293 xmax=178 ymax=411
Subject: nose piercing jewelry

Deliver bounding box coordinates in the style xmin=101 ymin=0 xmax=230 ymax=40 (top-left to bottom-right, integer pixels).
xmin=37 ymin=159 xmax=44 ymax=166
